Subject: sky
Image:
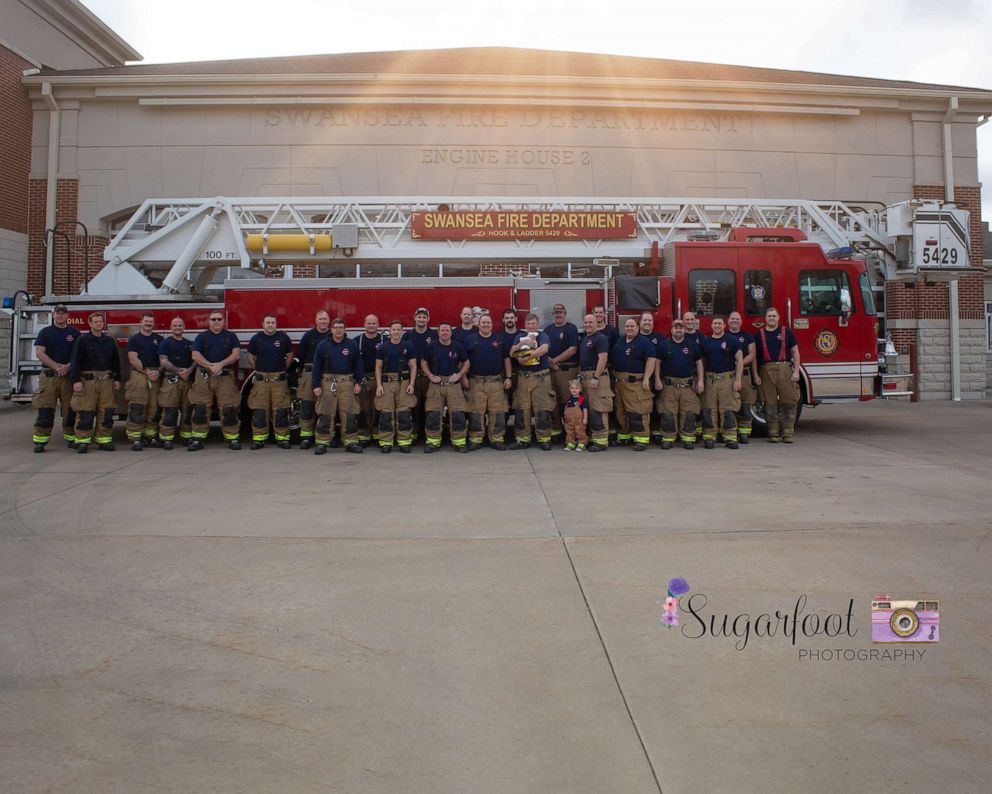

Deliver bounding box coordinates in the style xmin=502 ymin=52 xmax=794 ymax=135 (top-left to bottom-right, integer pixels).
xmin=83 ymin=0 xmax=992 ymax=221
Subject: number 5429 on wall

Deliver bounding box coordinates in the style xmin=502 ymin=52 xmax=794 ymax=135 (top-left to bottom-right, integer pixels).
xmin=920 ymin=245 xmax=961 ymax=266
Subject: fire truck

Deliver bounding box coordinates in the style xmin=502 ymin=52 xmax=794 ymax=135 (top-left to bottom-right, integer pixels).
xmin=2 ymin=196 xmax=972 ymax=435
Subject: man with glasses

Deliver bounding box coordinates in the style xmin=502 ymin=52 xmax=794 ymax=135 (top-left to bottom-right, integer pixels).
xmin=188 ymin=312 xmax=242 ymax=451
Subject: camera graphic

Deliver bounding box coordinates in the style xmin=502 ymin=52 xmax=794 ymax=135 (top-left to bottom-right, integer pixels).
xmin=871 ymin=594 xmax=939 ymax=643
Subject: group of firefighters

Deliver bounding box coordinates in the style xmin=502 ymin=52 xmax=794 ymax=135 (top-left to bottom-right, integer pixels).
xmin=29 ymin=302 xmax=802 ymax=454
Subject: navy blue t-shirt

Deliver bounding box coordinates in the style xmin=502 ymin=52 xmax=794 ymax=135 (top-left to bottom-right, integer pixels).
xmin=512 ymin=331 xmax=551 ymax=372
xmin=730 ymin=329 xmax=756 ymax=362
xmin=402 ymin=327 xmax=436 ymax=362
xmin=451 ymin=326 xmax=477 ymax=346
xmin=192 ymin=329 xmax=241 ymax=364
xmin=496 ymin=328 xmax=519 ymax=355
xmin=298 ymin=328 xmax=330 ymax=366
xmin=610 ymin=334 xmax=656 ymax=374
xmin=465 ymin=333 xmax=508 ymax=377
xmin=600 ymin=325 xmax=620 ymax=349
xmin=425 ymin=340 xmax=467 ymax=378
xmin=701 ymin=334 xmax=741 ymax=374
xmin=247 ymin=330 xmax=292 ymax=372
xmin=543 ymin=321 xmax=580 ymax=365
xmin=159 ymin=336 xmax=193 ymax=370
xmin=639 ymin=331 xmax=665 ymax=359
xmin=377 ymin=339 xmax=417 ymax=375
xmin=686 ymin=330 xmax=705 ymax=350
xmin=755 ymin=326 xmax=799 ymax=364
xmin=579 ymin=331 xmax=609 ymax=372
xmin=313 ymin=336 xmax=363 ymax=382
xmin=658 ymin=337 xmax=702 ymax=379
xmin=35 ymin=324 xmax=81 ymax=365
xmin=355 ymin=332 xmax=383 ymax=375
xmin=127 ymin=332 xmax=163 ymax=369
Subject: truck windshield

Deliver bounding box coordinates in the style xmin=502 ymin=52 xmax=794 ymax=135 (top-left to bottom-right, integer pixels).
xmin=859 ymin=271 xmax=877 ymax=315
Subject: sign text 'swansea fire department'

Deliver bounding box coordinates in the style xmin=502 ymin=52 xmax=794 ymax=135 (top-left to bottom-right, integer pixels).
xmin=411 ymin=211 xmax=638 ymax=241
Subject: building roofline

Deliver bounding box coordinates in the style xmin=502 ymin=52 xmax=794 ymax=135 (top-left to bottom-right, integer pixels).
xmin=24 ymin=46 xmax=991 ymax=95
xmin=23 ymin=0 xmax=142 ymax=66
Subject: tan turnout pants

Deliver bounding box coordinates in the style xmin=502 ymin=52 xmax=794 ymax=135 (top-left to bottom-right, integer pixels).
xmin=124 ymin=369 xmax=160 ymax=441
xmin=614 ymin=375 xmax=653 ymax=445
xmin=32 ymin=370 xmax=75 ymax=444
xmin=189 ymin=370 xmax=240 ymax=442
xmin=248 ymin=374 xmax=291 ymax=443
xmin=71 ymin=371 xmax=116 ymax=446
xmin=579 ymin=370 xmax=613 ymax=448
xmin=425 ymin=381 xmax=468 ymax=448
xmin=316 ymin=374 xmax=359 ymax=447
xmin=759 ymin=362 xmax=800 ymax=438
xmin=157 ymin=376 xmax=192 ymax=442
xmin=513 ymin=370 xmax=555 ymax=444
xmin=702 ymin=372 xmax=740 ymax=442
xmin=375 ymin=376 xmax=416 ymax=447
xmin=467 ymin=376 xmax=508 ymax=445
xmin=656 ymin=378 xmax=700 ymax=444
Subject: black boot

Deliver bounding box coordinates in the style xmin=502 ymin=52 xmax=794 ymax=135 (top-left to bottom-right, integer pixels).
xmin=131 ymin=440 xmax=143 ymax=451
xmin=228 ymin=439 xmax=241 ymax=450
xmin=33 ymin=443 xmax=45 ymax=453
xmin=345 ymin=443 xmax=364 ymax=454
xmin=250 ymin=441 xmax=264 ymax=450
xmin=299 ymin=438 xmax=313 ymax=450
xmin=76 ymin=443 xmax=88 ymax=454
xmin=161 ymin=440 xmax=173 ymax=450
xmin=187 ymin=439 xmax=203 ymax=452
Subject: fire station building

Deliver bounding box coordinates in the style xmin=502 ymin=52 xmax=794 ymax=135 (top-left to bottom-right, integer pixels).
xmin=2 ymin=0 xmax=992 ymax=399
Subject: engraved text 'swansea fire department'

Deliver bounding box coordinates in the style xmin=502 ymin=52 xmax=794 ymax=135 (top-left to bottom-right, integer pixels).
xmin=411 ymin=211 xmax=639 ymax=241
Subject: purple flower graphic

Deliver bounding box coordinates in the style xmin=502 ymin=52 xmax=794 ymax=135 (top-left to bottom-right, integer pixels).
xmin=668 ymin=578 xmax=690 ymax=597
xmin=661 ymin=612 xmax=679 ymax=627
xmin=660 ymin=577 xmax=689 ymax=631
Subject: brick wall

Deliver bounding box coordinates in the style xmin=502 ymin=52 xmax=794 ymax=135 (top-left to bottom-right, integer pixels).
xmin=26 ymin=177 xmax=108 ymax=298
xmin=0 ymin=45 xmax=32 ymax=235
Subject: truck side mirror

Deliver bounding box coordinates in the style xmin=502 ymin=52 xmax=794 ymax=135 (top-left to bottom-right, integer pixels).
xmin=839 ymin=287 xmax=853 ymax=315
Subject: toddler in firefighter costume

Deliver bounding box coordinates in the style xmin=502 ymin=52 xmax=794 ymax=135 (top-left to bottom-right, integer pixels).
xmin=124 ymin=312 xmax=163 ymax=450
xmin=246 ymin=314 xmax=294 ymax=449
xmin=562 ymin=380 xmax=588 ymax=451
xmin=31 ymin=304 xmax=81 ymax=451
xmin=753 ymin=307 xmax=802 ymax=443
xmin=69 ymin=311 xmax=121 ymax=452
xmin=375 ymin=321 xmax=418 ymax=452
xmin=188 ymin=311 xmax=242 ymax=451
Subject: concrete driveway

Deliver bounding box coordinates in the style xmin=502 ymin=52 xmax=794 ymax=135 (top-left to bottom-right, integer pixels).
xmin=1 ymin=399 xmax=989 ymax=793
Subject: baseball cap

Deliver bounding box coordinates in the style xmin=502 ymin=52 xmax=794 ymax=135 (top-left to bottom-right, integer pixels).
xmin=415 ymin=307 xmax=429 ymax=316
xmin=53 ymin=304 xmax=68 ymax=312
xmin=552 ymin=303 xmax=566 ymax=312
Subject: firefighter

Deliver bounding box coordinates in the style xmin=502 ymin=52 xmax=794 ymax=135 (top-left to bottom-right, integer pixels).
xmin=727 ymin=311 xmax=757 ymax=444
xmin=683 ymin=310 xmax=705 ymax=439
xmin=544 ymin=303 xmax=579 ymax=440
xmin=188 ymin=311 xmax=242 ymax=451
xmin=637 ymin=310 xmax=665 ymax=445
xmin=422 ymin=322 xmax=470 ymax=452
xmin=451 ymin=306 xmax=478 ymax=345
xmin=497 ymin=308 xmax=520 ymax=442
xmin=654 ymin=318 xmax=704 ymax=450
xmin=578 ymin=313 xmax=613 ymax=452
xmin=312 ymin=318 xmax=364 ymax=455
xmin=464 ymin=313 xmax=511 ymax=450
xmin=69 ymin=311 xmax=121 ymax=453
xmin=124 ymin=312 xmax=163 ymax=451
xmin=375 ymin=320 xmax=418 ymax=453
xmin=157 ymin=316 xmax=195 ymax=450
xmin=246 ymin=314 xmax=294 ymax=450
xmin=610 ymin=318 xmax=656 ymax=451
xmin=753 ymin=307 xmax=802 ymax=443
xmin=509 ymin=313 xmax=555 ymax=450
xmin=700 ymin=315 xmax=742 ymax=449
xmin=296 ymin=310 xmax=331 ymax=449
xmin=355 ymin=314 xmax=383 ymax=447
xmin=30 ymin=303 xmax=81 ymax=452
xmin=402 ymin=308 xmax=435 ymax=442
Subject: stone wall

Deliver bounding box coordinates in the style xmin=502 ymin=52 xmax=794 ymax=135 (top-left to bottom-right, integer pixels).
xmin=916 ymin=319 xmax=986 ymax=400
